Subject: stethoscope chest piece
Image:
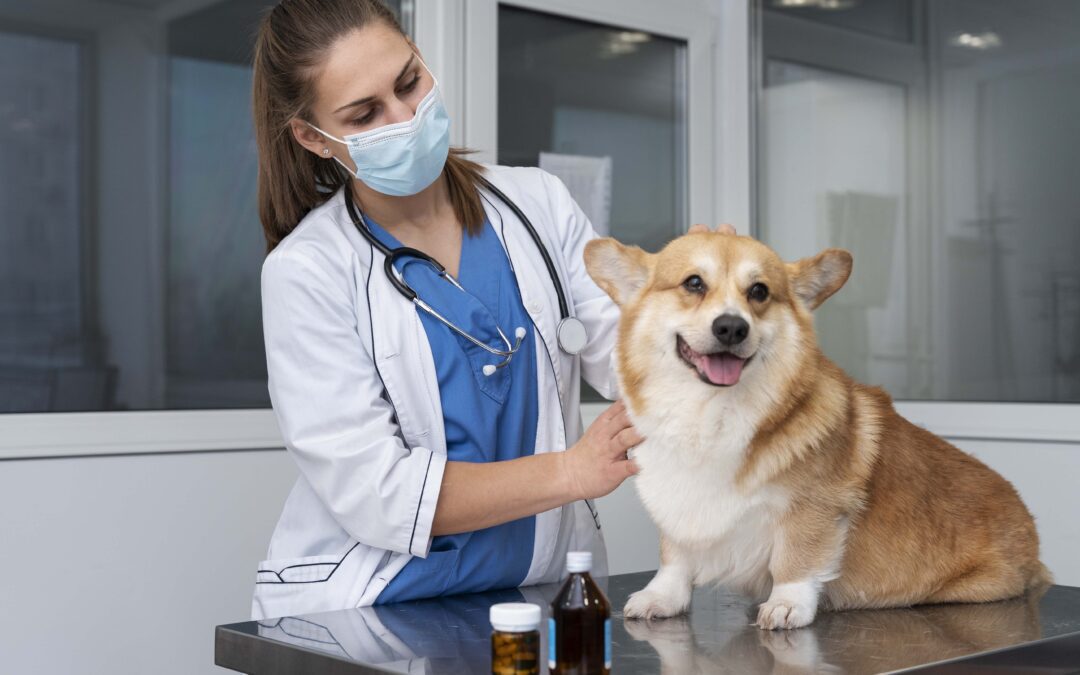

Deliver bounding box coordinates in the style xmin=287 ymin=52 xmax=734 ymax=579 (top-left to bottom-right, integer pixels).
xmin=557 ymin=316 xmax=588 ymax=356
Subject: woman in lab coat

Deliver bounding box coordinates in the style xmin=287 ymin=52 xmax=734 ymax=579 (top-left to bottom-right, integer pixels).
xmin=249 ymin=0 xmax=641 ymax=620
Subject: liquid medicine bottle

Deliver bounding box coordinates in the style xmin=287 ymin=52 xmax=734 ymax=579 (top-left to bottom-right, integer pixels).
xmin=549 ymin=551 xmax=611 ymax=675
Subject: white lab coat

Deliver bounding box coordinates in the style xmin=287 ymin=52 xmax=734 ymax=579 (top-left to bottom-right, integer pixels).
xmin=252 ymin=165 xmax=621 ymax=620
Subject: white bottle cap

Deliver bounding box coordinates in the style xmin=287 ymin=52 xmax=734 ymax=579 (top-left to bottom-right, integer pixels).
xmin=566 ymin=550 xmax=592 ymax=573
xmin=490 ymin=602 xmax=541 ymax=632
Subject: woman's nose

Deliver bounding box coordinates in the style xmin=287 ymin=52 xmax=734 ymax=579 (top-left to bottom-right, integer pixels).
xmin=383 ymin=80 xmax=427 ymax=124
xmin=383 ymin=97 xmax=416 ymax=125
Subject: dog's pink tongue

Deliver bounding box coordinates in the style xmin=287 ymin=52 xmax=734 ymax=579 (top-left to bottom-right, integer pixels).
xmin=701 ymin=353 xmax=745 ymax=386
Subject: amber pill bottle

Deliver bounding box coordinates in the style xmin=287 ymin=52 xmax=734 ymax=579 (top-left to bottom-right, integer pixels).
xmin=490 ymin=602 xmax=541 ymax=675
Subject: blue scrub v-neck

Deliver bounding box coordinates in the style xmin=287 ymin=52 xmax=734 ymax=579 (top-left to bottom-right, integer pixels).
xmin=364 ymin=216 xmax=540 ymax=604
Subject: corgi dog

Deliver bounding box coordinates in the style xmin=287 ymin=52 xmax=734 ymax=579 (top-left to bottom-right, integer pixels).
xmin=583 ymin=228 xmax=1049 ymax=630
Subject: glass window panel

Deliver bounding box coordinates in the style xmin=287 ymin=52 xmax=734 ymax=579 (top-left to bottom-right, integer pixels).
xmin=0 ymin=0 xmax=406 ymax=413
xmin=757 ymin=0 xmax=1080 ymax=402
xmin=166 ymin=57 xmax=266 ymax=409
xmin=497 ymin=6 xmax=687 ymax=255
xmin=765 ymin=0 xmax=914 ymax=43
xmin=0 ymin=31 xmax=88 ymax=413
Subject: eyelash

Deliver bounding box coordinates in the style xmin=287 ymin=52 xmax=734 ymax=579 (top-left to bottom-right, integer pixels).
xmin=351 ymin=75 xmax=422 ymax=126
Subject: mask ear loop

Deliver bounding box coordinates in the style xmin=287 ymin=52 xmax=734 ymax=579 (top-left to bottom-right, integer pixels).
xmin=305 ymin=121 xmax=359 ymax=177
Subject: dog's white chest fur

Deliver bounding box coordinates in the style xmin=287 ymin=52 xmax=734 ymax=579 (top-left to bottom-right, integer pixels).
xmin=629 ymin=398 xmax=786 ymax=596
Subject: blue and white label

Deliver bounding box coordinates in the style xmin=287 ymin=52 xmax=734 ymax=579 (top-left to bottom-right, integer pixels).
xmin=604 ymin=617 xmax=611 ymax=668
xmin=548 ymin=617 xmax=556 ymax=669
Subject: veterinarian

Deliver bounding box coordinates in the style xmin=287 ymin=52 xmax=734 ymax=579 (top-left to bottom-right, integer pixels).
xmin=249 ymin=0 xmax=642 ymax=619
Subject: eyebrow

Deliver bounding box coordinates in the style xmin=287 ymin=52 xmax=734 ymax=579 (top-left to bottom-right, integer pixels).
xmin=333 ymin=54 xmax=417 ymax=114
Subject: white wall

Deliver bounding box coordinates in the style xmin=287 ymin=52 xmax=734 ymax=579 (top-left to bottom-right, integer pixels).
xmin=0 ymin=450 xmax=297 ymax=674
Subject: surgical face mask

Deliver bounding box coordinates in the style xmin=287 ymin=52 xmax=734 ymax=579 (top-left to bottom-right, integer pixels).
xmin=308 ymin=61 xmax=451 ymax=197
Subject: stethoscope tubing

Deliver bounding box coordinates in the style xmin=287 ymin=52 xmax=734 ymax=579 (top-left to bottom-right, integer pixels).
xmin=342 ymin=175 xmax=583 ymax=358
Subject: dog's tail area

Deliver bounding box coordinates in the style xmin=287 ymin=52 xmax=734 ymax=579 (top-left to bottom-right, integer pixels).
xmin=1027 ymin=561 xmax=1054 ymax=591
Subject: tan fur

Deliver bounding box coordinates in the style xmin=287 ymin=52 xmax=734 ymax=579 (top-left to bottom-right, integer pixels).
xmin=584 ymin=231 xmax=1049 ymax=626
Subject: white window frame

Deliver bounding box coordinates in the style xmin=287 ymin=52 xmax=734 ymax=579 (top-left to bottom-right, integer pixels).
xmin=3 ymin=0 xmax=1076 ymax=463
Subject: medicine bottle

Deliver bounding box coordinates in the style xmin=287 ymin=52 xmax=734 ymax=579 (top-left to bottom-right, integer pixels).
xmin=490 ymin=602 xmax=541 ymax=675
xmin=549 ymin=551 xmax=611 ymax=675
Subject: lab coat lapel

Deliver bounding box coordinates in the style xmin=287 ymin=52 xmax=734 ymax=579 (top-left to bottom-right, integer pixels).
xmin=484 ymin=195 xmax=566 ymax=405
xmin=365 ymin=243 xmax=446 ymax=455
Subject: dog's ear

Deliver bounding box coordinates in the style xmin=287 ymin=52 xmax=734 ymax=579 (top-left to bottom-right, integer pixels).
xmin=787 ymin=248 xmax=853 ymax=310
xmin=584 ymin=238 xmax=652 ymax=306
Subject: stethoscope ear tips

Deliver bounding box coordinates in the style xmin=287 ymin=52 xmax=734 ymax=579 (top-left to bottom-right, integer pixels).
xmin=482 ymin=364 xmax=497 ymax=377
xmin=514 ymin=326 xmax=527 ymax=340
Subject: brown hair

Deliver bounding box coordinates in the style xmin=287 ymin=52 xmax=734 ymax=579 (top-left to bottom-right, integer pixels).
xmin=252 ymin=0 xmax=487 ymax=252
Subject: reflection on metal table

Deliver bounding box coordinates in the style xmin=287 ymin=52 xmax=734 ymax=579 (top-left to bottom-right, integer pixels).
xmin=215 ymin=570 xmax=1080 ymax=674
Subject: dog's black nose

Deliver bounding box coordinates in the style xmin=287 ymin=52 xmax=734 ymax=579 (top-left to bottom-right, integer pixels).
xmin=712 ymin=314 xmax=749 ymax=346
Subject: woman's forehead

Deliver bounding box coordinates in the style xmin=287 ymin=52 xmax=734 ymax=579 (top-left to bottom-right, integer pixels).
xmin=315 ymin=23 xmax=414 ymax=111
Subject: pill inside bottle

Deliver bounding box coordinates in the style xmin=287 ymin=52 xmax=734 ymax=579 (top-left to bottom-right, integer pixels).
xmin=490 ymin=602 xmax=541 ymax=675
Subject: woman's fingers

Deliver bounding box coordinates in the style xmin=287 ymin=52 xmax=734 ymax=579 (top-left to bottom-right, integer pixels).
xmin=609 ymin=407 xmax=632 ymax=432
xmin=615 ymin=426 xmax=645 ymax=451
xmin=601 ymin=400 xmax=624 ymax=423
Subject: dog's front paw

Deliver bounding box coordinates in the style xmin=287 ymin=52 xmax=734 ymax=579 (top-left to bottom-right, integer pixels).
xmin=623 ymin=589 xmax=690 ymax=620
xmin=756 ymin=598 xmax=816 ymax=630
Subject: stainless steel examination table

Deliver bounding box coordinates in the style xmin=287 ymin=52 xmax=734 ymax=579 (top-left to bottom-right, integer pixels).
xmin=215 ymin=570 xmax=1080 ymax=674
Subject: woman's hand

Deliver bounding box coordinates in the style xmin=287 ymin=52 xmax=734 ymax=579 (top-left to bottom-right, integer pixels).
xmin=432 ymin=400 xmax=643 ymax=535
xmin=560 ymin=400 xmax=643 ymax=501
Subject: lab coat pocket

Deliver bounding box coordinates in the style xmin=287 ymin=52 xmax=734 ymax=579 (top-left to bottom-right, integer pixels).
xmin=256 ymin=546 xmax=357 ymax=584
xmin=252 ymin=544 xmax=369 ymax=619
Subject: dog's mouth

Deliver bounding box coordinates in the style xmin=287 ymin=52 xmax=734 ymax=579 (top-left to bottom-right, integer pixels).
xmin=676 ymin=335 xmax=752 ymax=387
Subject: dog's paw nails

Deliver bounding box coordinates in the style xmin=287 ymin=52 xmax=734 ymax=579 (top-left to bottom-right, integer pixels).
xmin=755 ymin=599 xmax=815 ymax=630
xmin=623 ymin=590 xmax=689 ymax=620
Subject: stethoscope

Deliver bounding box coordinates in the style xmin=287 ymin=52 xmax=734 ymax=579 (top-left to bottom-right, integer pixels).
xmin=344 ymin=177 xmax=588 ymax=375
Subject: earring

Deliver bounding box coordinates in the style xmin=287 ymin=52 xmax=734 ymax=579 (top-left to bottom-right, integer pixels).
xmin=322 ymin=148 xmax=331 ymax=156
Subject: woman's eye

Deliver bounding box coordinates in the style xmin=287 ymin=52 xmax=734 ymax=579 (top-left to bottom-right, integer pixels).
xmin=399 ymin=74 xmax=420 ymax=93
xmin=682 ymin=275 xmax=705 ymax=293
xmin=352 ymin=110 xmax=376 ymax=126
xmin=748 ymin=282 xmax=769 ymax=302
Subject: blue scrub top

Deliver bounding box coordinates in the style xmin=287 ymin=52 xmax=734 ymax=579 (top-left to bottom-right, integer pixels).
xmin=367 ymin=216 xmax=541 ymax=604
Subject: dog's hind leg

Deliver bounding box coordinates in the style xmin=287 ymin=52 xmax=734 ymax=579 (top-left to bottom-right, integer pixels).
xmin=922 ymin=562 xmax=1031 ymax=605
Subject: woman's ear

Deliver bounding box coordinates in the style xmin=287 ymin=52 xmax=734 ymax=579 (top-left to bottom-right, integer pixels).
xmin=584 ymin=238 xmax=652 ymax=306
xmin=787 ymin=248 xmax=853 ymax=310
xmin=289 ymin=118 xmax=333 ymax=159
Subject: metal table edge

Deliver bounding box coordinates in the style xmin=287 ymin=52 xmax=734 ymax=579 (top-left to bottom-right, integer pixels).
xmin=215 ymin=623 xmax=404 ymax=675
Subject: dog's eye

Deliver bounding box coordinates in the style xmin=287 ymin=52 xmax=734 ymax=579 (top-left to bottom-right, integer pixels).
xmin=682 ymin=275 xmax=706 ymax=293
xmin=748 ymin=282 xmax=769 ymax=302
